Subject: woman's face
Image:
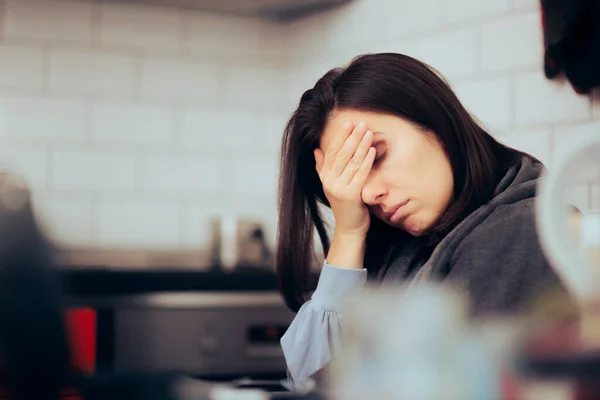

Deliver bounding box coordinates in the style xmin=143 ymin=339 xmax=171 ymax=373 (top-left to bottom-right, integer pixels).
xmin=320 ymin=109 xmax=454 ymax=236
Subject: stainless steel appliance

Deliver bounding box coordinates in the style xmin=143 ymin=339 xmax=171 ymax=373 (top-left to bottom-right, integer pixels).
xmin=110 ymin=292 xmax=293 ymax=377
xmin=64 ymin=267 xmax=297 ymax=380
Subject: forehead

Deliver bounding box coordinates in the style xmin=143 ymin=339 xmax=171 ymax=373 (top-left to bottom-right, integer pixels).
xmin=320 ymin=109 xmax=410 ymax=150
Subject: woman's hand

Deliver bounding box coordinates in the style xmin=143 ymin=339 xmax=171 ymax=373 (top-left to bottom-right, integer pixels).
xmin=314 ymin=121 xmax=375 ymax=238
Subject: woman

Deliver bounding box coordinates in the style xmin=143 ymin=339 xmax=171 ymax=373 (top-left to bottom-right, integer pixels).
xmin=276 ymin=53 xmax=567 ymax=385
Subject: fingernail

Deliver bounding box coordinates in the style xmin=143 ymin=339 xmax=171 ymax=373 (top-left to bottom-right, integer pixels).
xmin=343 ymin=121 xmax=352 ymax=130
xmin=357 ymin=122 xmax=366 ymax=129
xmin=365 ymin=130 xmax=372 ymax=138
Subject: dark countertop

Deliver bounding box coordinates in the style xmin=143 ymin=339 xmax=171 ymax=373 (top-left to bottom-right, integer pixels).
xmin=59 ymin=265 xmax=287 ymax=297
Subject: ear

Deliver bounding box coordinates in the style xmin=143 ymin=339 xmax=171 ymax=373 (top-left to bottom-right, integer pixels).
xmin=314 ymin=148 xmax=324 ymax=173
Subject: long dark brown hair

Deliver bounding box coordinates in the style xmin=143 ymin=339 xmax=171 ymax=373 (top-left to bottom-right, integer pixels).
xmin=277 ymin=53 xmax=522 ymax=312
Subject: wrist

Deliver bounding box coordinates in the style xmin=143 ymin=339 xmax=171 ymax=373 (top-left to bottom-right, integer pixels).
xmin=326 ymin=230 xmax=367 ymax=269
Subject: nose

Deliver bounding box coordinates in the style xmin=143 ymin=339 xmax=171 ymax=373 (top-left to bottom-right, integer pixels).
xmin=361 ymin=174 xmax=387 ymax=205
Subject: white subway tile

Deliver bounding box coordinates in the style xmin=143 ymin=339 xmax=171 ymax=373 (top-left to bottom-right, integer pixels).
xmin=454 ymin=77 xmax=511 ymax=131
xmin=553 ymin=122 xmax=600 ymax=152
xmin=416 ymin=28 xmax=478 ymax=78
xmin=4 ymin=0 xmax=93 ymax=43
xmin=51 ymin=149 xmax=136 ymax=193
xmin=497 ymin=130 xmax=552 ymax=166
xmin=369 ymin=40 xmax=418 ymax=59
xmin=442 ymin=0 xmax=511 ymax=24
xmin=512 ymin=0 xmax=539 ymax=11
xmin=230 ymin=156 xmax=278 ymax=197
xmin=385 ymin=0 xmax=443 ymax=37
xmin=0 ymin=46 xmax=44 ymax=90
xmin=262 ymin=112 xmax=291 ymax=152
xmin=181 ymin=108 xmax=263 ymax=150
xmin=0 ymin=97 xmax=86 ymax=141
xmin=187 ymin=11 xmax=261 ymax=60
xmin=481 ymin=12 xmax=543 ymax=72
xmin=282 ymin=14 xmax=329 ymax=61
xmin=259 ymin=21 xmax=288 ymax=66
xmin=317 ymin=2 xmax=381 ymax=53
xmin=49 ymin=50 xmax=136 ymax=96
xmin=33 ymin=196 xmax=93 ymax=246
xmin=0 ymin=144 xmax=47 ymax=191
xmin=99 ymin=2 xmax=180 ymax=50
xmin=515 ymin=72 xmax=591 ymax=126
xmin=286 ymin=60 xmax=333 ymax=106
xmin=225 ymin=65 xmax=284 ymax=107
xmin=140 ymin=58 xmax=220 ymax=101
xmin=553 ymin=122 xmax=600 ymax=184
xmin=97 ymin=199 xmax=180 ymax=248
xmin=91 ymin=102 xmax=174 ymax=146
xmin=141 ymin=154 xmax=223 ymax=195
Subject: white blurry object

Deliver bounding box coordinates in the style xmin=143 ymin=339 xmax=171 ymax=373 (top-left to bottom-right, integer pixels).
xmin=537 ymin=135 xmax=600 ymax=304
xmin=328 ymin=284 xmax=502 ymax=400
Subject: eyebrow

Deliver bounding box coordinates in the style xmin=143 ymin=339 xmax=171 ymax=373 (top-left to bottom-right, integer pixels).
xmin=373 ymin=131 xmax=385 ymax=137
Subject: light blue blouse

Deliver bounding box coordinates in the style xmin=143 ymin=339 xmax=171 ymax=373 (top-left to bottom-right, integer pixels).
xmin=279 ymin=262 xmax=367 ymax=385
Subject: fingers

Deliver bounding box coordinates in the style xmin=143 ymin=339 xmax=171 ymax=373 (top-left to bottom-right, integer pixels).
xmin=330 ymin=122 xmax=368 ymax=177
xmin=322 ymin=121 xmax=354 ymax=173
xmin=349 ymin=147 xmax=376 ymax=190
xmin=338 ymin=130 xmax=373 ymax=184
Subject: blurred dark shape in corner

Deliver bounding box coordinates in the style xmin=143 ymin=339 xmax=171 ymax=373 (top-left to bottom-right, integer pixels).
xmin=0 ymin=173 xmax=70 ymax=400
xmin=541 ymin=0 xmax=600 ymax=94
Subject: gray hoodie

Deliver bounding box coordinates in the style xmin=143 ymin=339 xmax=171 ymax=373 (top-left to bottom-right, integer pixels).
xmin=280 ymin=156 xmax=568 ymax=385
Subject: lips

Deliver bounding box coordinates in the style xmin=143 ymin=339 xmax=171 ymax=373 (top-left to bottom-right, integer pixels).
xmin=382 ymin=200 xmax=409 ymax=221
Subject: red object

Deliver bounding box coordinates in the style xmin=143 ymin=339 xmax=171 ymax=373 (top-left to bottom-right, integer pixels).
xmin=65 ymin=308 xmax=97 ymax=375
xmin=0 ymin=308 xmax=96 ymax=399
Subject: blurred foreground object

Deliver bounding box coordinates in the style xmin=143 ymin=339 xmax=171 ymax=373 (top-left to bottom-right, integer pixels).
xmin=328 ymin=285 xmax=509 ymax=400
xmin=541 ymin=0 xmax=600 ymax=94
xmin=0 ymin=173 xmax=70 ymax=400
xmin=526 ymin=130 xmax=600 ymax=399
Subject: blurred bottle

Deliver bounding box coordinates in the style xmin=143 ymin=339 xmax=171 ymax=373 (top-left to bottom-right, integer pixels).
xmin=328 ymin=284 xmax=504 ymax=400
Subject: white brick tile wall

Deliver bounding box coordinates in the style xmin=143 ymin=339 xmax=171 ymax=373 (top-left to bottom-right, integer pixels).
xmin=415 ymin=28 xmax=477 ymax=78
xmin=497 ymin=130 xmax=552 ymax=166
xmin=553 ymin=122 xmax=600 ymax=154
xmin=181 ymin=108 xmax=263 ymax=150
xmin=384 ymin=0 xmax=443 ymax=37
xmin=34 ymin=195 xmax=93 ymax=246
xmin=0 ymin=46 xmax=44 ymax=90
xmin=140 ymin=57 xmax=220 ymax=101
xmin=514 ymin=72 xmax=591 ymax=126
xmin=229 ymin=156 xmax=278 ymax=198
xmin=442 ymin=0 xmax=511 ymax=24
xmin=99 ymin=2 xmax=181 ymax=51
xmin=51 ymin=149 xmax=137 ymax=193
xmin=49 ymin=50 xmax=136 ymax=97
xmin=262 ymin=112 xmax=291 ymax=152
xmin=96 ymin=199 xmax=180 ymax=248
xmin=186 ymin=12 xmax=262 ymax=61
xmin=0 ymin=97 xmax=86 ymax=142
xmin=4 ymin=0 xmax=93 ymax=44
xmin=454 ymin=77 xmax=512 ymax=131
xmin=225 ymin=65 xmax=284 ymax=108
xmin=0 ymin=144 xmax=48 ymax=191
xmin=91 ymin=102 xmax=175 ymax=146
xmin=512 ymin=0 xmax=539 ymax=11
xmin=140 ymin=154 xmax=222 ymax=195
xmin=480 ymin=12 xmax=543 ymax=72
xmin=0 ymin=0 xmax=595 ymax=252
